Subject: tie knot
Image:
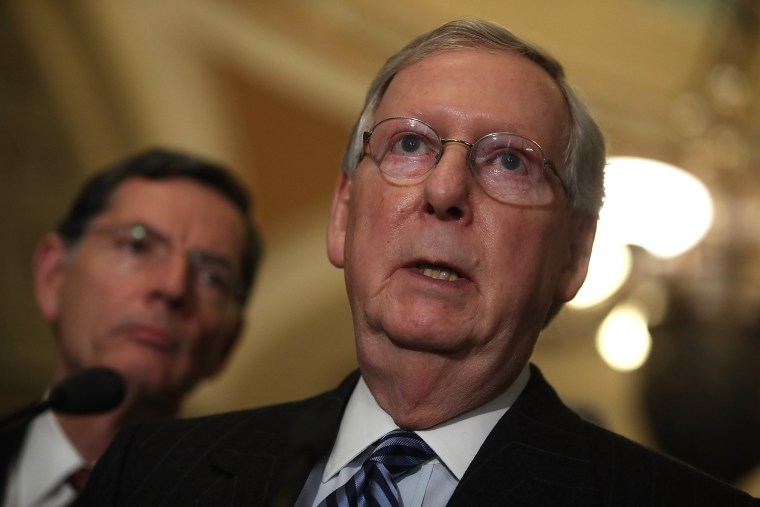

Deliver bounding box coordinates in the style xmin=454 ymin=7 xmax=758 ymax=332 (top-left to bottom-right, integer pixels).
xmin=67 ymin=466 xmax=92 ymax=494
xmin=319 ymin=430 xmax=436 ymax=507
xmin=367 ymin=430 xmax=435 ymax=479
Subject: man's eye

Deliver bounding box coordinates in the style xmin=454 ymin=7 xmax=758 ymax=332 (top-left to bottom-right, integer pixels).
xmin=389 ymin=133 xmax=430 ymax=157
xmin=498 ymin=152 xmax=524 ymax=172
xmin=116 ymin=237 xmax=153 ymax=255
xmin=130 ymin=238 xmax=151 ymax=252
xmin=198 ymin=268 xmax=233 ymax=291
xmin=399 ymin=134 xmax=423 ymax=154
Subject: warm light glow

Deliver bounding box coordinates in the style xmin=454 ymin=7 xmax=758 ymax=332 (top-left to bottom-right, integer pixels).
xmin=602 ymin=157 xmax=714 ymax=258
xmin=596 ymin=304 xmax=652 ymax=371
xmin=572 ymin=157 xmax=715 ymax=309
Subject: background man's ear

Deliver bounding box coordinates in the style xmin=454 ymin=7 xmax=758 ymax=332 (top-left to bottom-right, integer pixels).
xmin=326 ymin=172 xmax=351 ymax=268
xmin=207 ymin=319 xmax=244 ymax=378
xmin=33 ymin=233 xmax=70 ymax=322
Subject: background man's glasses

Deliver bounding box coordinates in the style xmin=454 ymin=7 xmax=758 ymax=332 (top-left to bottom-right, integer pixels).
xmin=85 ymin=223 xmax=243 ymax=306
xmin=363 ymin=116 xmax=568 ymax=205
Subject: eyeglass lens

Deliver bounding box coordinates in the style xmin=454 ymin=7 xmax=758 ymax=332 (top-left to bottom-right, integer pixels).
xmin=89 ymin=223 xmax=240 ymax=305
xmin=365 ymin=117 xmax=561 ymax=204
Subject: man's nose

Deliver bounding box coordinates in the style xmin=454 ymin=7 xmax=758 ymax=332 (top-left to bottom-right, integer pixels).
xmin=422 ymin=141 xmax=473 ymax=221
xmin=152 ymin=254 xmax=193 ymax=306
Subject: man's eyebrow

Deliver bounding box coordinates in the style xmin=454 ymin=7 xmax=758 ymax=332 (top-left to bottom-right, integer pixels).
xmin=88 ymin=221 xmax=162 ymax=239
xmin=191 ymin=250 xmax=236 ymax=270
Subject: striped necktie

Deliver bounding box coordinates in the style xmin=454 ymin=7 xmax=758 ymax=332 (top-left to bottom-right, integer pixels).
xmin=321 ymin=429 xmax=435 ymax=507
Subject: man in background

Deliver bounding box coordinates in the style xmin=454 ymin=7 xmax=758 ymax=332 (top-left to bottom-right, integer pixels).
xmin=0 ymin=148 xmax=262 ymax=507
xmin=76 ymin=21 xmax=758 ymax=506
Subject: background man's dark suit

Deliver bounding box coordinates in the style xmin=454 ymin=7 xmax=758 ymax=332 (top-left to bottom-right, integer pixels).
xmin=0 ymin=422 xmax=27 ymax=501
xmin=75 ymin=365 xmax=758 ymax=507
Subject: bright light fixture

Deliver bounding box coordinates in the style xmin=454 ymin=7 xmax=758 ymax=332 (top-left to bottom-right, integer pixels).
xmin=595 ymin=303 xmax=652 ymax=371
xmin=601 ymin=157 xmax=714 ymax=258
xmin=570 ymin=156 xmax=714 ymax=308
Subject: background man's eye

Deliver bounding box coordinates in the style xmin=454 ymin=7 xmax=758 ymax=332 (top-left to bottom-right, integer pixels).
xmin=126 ymin=238 xmax=151 ymax=253
xmin=200 ymin=269 xmax=232 ymax=290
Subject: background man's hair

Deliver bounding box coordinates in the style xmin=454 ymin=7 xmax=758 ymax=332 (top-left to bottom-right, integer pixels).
xmin=56 ymin=147 xmax=262 ymax=303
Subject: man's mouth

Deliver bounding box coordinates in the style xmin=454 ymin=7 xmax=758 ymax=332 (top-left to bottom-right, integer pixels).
xmin=417 ymin=263 xmax=460 ymax=281
xmin=113 ymin=322 xmax=181 ymax=352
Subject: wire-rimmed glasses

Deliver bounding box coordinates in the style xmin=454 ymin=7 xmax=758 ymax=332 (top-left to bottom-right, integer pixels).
xmin=362 ymin=116 xmax=568 ymax=205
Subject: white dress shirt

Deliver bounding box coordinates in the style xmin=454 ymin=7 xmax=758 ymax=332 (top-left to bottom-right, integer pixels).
xmin=295 ymin=366 xmax=530 ymax=507
xmin=2 ymin=411 xmax=89 ymax=507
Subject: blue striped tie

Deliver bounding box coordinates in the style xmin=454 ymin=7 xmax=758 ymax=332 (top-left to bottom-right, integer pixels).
xmin=321 ymin=429 xmax=435 ymax=507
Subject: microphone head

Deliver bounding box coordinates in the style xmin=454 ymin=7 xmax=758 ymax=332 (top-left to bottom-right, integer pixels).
xmin=48 ymin=367 xmax=126 ymax=415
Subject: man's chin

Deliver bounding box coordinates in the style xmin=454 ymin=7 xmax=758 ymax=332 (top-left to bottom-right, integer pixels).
xmin=380 ymin=319 xmax=477 ymax=356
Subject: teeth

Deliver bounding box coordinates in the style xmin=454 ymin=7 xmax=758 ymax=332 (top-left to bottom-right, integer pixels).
xmin=418 ymin=264 xmax=460 ymax=281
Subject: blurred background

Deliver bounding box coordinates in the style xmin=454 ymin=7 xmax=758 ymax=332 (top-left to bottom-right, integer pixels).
xmin=1 ymin=0 xmax=758 ymax=495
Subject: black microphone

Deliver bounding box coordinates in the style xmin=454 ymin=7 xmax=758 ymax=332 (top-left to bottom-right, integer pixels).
xmin=0 ymin=367 xmax=126 ymax=429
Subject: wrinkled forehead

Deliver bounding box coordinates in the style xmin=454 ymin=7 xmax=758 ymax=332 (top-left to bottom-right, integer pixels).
xmin=374 ymin=49 xmax=570 ymax=150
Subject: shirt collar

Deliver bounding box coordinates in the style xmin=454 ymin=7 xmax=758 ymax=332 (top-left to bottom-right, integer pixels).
xmin=323 ymin=365 xmax=530 ymax=481
xmin=15 ymin=411 xmax=87 ymax=505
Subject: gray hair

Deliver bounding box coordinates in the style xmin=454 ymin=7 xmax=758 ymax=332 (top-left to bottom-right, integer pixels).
xmin=340 ymin=19 xmax=605 ymax=216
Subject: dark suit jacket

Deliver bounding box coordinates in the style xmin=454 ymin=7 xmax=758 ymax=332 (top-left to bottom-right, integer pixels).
xmin=75 ymin=365 xmax=759 ymax=506
xmin=0 ymin=420 xmax=28 ymax=502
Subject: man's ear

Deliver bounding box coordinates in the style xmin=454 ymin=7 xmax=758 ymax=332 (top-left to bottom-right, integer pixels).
xmin=555 ymin=212 xmax=597 ymax=303
xmin=208 ymin=318 xmax=244 ymax=378
xmin=33 ymin=233 xmax=69 ymax=323
xmin=326 ymin=172 xmax=351 ymax=268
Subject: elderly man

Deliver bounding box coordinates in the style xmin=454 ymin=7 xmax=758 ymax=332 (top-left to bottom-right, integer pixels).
xmin=0 ymin=148 xmax=261 ymax=507
xmin=75 ymin=21 xmax=758 ymax=506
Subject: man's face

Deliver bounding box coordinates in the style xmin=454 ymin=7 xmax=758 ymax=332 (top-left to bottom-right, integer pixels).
xmin=35 ymin=177 xmax=247 ymax=409
xmin=328 ymin=49 xmax=595 ymax=392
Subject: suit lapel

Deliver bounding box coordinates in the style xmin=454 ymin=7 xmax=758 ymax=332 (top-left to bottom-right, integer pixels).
xmin=169 ymin=448 xmax=277 ymax=507
xmin=447 ymin=366 xmax=602 ymax=506
xmin=183 ymin=372 xmax=359 ymax=507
